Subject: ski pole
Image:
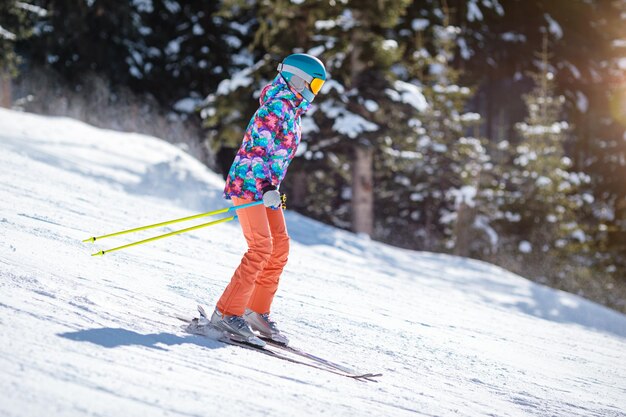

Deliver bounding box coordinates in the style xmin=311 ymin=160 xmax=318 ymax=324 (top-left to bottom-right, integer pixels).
xmin=83 ymin=201 xmax=263 ymax=243
xmin=91 ymin=215 xmax=237 ymax=256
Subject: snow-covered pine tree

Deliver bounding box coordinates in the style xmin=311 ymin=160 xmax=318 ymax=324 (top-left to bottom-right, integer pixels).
xmin=200 ymin=0 xmax=316 ymax=178
xmin=21 ymin=0 xmax=234 ymax=111
xmin=306 ymin=1 xmax=414 ymax=236
xmin=130 ymin=0 xmax=236 ymax=107
xmin=0 ymin=0 xmax=44 ymax=106
xmin=203 ymin=0 xmax=438 ymax=237
xmin=495 ymin=33 xmax=593 ymax=286
xmin=24 ymin=1 xmax=141 ymax=86
xmin=385 ymin=1 xmax=490 ymax=254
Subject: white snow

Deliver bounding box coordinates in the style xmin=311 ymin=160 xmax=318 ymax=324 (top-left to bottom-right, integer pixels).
xmin=192 ymin=23 xmax=204 ymax=36
xmin=337 ymin=9 xmax=356 ymax=30
xmin=576 ymin=91 xmax=589 ymax=113
xmin=451 ymin=185 xmax=477 ymax=208
xmin=16 ymin=1 xmax=48 ymax=17
xmin=381 ymin=39 xmax=399 ymax=51
xmin=314 ymin=20 xmax=336 ymax=30
xmin=385 ymin=88 xmax=401 ymax=102
xmin=224 ymin=35 xmax=242 ymax=49
xmin=307 ymin=45 xmax=325 ymax=56
xmin=566 ymin=63 xmax=581 ymax=80
xmin=393 ymin=80 xmax=428 ymax=112
xmin=321 ymin=79 xmax=346 ymax=95
xmin=333 ymin=111 xmax=379 ymax=139
xmin=497 ymin=140 xmax=510 ymax=150
xmin=1 ymin=108 xmax=626 ymax=417
xmin=319 ymin=100 xmax=379 ymax=139
xmin=517 ymin=121 xmax=569 ymax=136
xmin=544 ymin=14 xmax=563 ymax=40
xmin=173 ymin=98 xmax=200 ymax=114
xmin=300 ymin=117 xmax=319 ymax=135
xmin=504 ymin=212 xmax=521 ymax=223
xmin=484 ymin=0 xmax=505 ymax=16
xmin=474 ymin=215 xmax=498 ymax=247
xmin=133 ymin=0 xmax=154 ymax=13
xmin=216 ymin=66 xmax=256 ymax=96
xmin=501 ymin=32 xmax=526 ymax=42
xmin=165 ymin=38 xmax=182 ymax=56
xmin=536 ymin=176 xmax=552 ymax=187
xmin=319 ymin=99 xmax=343 ymax=118
xmin=0 ymin=25 xmax=17 ymax=40
xmin=129 ymin=65 xmax=142 ymax=79
xmin=363 ymin=100 xmax=379 ymax=112
xmin=571 ymin=229 xmax=586 ymax=243
xmin=435 ymin=84 xmax=471 ymax=95
xmin=460 ymin=112 xmax=481 ymax=122
xmin=457 ymin=37 xmax=471 ymax=60
xmin=519 ymin=241 xmax=533 ymax=254
xmin=162 ymin=0 xmax=180 ymax=13
xmin=411 ymin=18 xmax=429 ymax=31
xmin=467 ymin=1 xmax=484 ymax=22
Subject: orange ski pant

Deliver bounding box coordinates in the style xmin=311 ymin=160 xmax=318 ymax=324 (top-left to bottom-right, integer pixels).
xmin=216 ymin=197 xmax=289 ymax=316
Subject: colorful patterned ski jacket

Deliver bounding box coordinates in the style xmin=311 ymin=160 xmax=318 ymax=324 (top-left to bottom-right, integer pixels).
xmin=224 ymin=74 xmax=311 ymax=201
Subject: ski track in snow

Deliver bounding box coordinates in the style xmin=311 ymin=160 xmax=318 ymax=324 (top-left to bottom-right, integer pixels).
xmin=1 ymin=108 xmax=625 ymax=417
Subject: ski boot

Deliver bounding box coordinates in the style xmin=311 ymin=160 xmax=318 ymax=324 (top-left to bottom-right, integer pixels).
xmin=244 ymin=309 xmax=289 ymax=345
xmin=209 ymin=308 xmax=266 ymax=348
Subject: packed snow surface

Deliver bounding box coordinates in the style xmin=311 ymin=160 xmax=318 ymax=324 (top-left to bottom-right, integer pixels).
xmin=1 ymin=108 xmax=625 ymax=417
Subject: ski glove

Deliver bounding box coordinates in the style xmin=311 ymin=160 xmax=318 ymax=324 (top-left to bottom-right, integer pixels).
xmin=262 ymin=186 xmax=282 ymax=209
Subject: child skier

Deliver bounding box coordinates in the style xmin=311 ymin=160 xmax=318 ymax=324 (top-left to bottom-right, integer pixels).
xmin=209 ymin=53 xmax=327 ymax=347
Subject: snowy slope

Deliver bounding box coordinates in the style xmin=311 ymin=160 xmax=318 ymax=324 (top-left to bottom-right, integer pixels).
xmin=0 ymin=108 xmax=625 ymax=417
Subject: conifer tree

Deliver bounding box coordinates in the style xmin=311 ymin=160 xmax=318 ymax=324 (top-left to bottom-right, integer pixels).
xmin=495 ymin=34 xmax=593 ymax=284
xmin=0 ymin=0 xmax=44 ymax=106
xmin=303 ymin=1 xmax=413 ymax=235
xmin=24 ymin=1 xmax=234 ymax=107
xmin=22 ymin=0 xmax=146 ymax=97
xmin=203 ymin=0 xmax=429 ymax=236
xmin=131 ymin=0 xmax=236 ymax=105
xmin=380 ymin=0 xmax=489 ymax=254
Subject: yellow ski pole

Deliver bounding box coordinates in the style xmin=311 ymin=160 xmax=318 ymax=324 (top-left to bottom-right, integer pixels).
xmin=91 ymin=215 xmax=237 ymax=256
xmin=83 ymin=201 xmax=263 ymax=243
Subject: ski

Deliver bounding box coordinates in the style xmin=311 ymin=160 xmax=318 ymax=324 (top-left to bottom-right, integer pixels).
xmin=256 ymin=338 xmax=382 ymax=381
xmin=259 ymin=337 xmax=358 ymax=375
xmin=194 ymin=305 xmax=381 ymax=379
xmin=175 ymin=315 xmax=381 ymax=382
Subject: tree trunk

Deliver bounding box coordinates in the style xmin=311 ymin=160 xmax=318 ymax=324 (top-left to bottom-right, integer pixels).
xmin=352 ymin=146 xmax=374 ymax=235
xmin=290 ymin=170 xmax=307 ymax=211
xmin=454 ymin=201 xmax=475 ymax=257
xmin=0 ymin=72 xmax=12 ymax=108
xmin=485 ymin=68 xmax=494 ymax=141
xmin=347 ymin=10 xmax=373 ymax=236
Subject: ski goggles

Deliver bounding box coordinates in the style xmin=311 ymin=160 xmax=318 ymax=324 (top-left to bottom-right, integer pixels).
xmin=277 ymin=63 xmax=325 ymax=95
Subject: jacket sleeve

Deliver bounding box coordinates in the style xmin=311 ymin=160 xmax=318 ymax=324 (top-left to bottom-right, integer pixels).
xmin=247 ymin=98 xmax=296 ymax=190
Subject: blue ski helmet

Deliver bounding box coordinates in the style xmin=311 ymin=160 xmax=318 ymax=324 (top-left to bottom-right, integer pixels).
xmin=277 ymin=53 xmax=327 ymax=102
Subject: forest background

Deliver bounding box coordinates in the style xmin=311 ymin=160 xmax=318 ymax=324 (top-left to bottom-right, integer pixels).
xmin=1 ymin=0 xmax=625 ymax=313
